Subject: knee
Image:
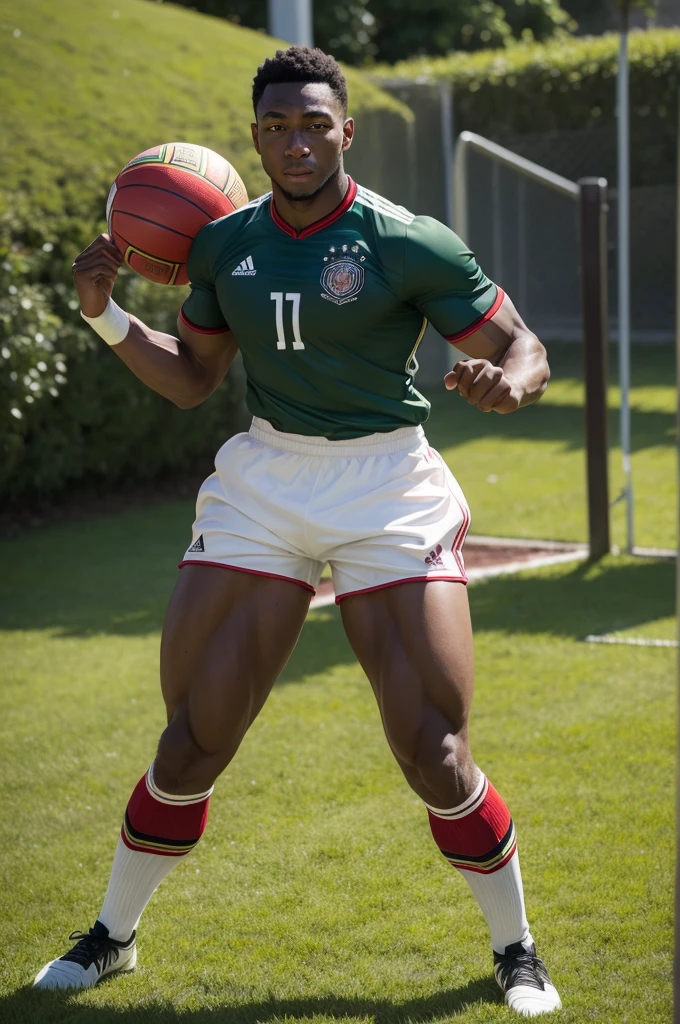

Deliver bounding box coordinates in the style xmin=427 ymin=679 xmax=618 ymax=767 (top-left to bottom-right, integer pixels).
xmin=153 ymin=713 xmax=211 ymax=792
xmin=412 ymin=725 xmax=478 ymax=808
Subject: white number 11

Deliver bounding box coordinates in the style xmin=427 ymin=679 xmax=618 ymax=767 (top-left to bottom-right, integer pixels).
xmin=270 ymin=292 xmax=305 ymax=350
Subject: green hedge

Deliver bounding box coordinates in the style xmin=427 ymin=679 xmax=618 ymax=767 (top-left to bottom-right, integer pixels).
xmin=0 ymin=0 xmax=410 ymax=503
xmin=379 ymin=28 xmax=680 ymax=185
xmin=0 ymin=207 xmax=250 ymax=500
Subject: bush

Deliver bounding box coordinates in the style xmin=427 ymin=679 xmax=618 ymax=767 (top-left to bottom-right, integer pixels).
xmin=0 ymin=201 xmax=249 ymax=501
xmin=379 ymin=28 xmax=680 ymax=185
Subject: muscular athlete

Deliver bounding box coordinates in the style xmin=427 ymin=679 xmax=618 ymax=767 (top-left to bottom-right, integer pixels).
xmin=34 ymin=47 xmax=560 ymax=1017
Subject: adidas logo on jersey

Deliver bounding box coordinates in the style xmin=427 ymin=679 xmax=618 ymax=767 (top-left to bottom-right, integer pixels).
xmin=187 ymin=535 xmax=205 ymax=553
xmin=232 ymin=256 xmax=256 ymax=276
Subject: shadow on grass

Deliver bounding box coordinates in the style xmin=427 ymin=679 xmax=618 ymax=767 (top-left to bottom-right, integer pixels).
xmin=424 ymin=389 xmax=675 ymax=457
xmin=424 ymin=340 xmax=676 ymax=456
xmin=0 ymin=978 xmax=501 ymax=1024
xmin=468 ymin=555 xmax=674 ymax=640
xmin=0 ymin=534 xmax=673 ymax=682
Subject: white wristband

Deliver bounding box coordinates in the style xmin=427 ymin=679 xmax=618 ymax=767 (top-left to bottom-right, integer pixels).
xmin=80 ymin=297 xmax=131 ymax=346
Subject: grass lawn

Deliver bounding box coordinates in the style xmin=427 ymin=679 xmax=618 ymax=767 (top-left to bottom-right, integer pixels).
xmin=0 ymin=487 xmax=674 ymax=1021
xmin=423 ymin=341 xmax=676 ymax=552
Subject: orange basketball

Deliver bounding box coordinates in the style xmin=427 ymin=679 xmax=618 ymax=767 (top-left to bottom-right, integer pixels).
xmin=106 ymin=142 xmax=248 ymax=285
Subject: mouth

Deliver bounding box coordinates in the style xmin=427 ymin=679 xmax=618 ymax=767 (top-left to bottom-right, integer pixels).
xmin=283 ymin=169 xmax=314 ymax=179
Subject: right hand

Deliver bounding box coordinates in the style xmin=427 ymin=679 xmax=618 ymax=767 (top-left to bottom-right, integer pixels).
xmin=72 ymin=234 xmax=124 ymax=318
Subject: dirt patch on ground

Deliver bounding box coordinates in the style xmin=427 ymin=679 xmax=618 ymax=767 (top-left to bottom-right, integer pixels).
xmin=462 ymin=543 xmax=555 ymax=569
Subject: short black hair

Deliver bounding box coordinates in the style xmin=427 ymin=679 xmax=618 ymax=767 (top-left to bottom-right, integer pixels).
xmin=252 ymin=46 xmax=348 ymax=117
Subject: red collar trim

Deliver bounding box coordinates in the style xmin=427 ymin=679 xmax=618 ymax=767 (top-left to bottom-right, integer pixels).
xmin=270 ymin=177 xmax=357 ymax=239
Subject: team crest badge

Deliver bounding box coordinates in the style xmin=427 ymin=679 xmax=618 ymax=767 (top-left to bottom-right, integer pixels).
xmin=320 ymin=243 xmax=366 ymax=305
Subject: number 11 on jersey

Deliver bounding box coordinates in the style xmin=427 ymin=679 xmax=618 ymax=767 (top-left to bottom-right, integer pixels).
xmin=270 ymin=292 xmax=305 ymax=351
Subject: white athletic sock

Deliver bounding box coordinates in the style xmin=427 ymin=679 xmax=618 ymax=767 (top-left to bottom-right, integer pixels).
xmin=458 ymin=849 xmax=533 ymax=954
xmin=98 ymin=766 xmax=212 ymax=941
xmin=98 ymin=836 xmax=181 ymax=941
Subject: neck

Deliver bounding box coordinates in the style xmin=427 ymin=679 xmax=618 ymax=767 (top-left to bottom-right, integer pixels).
xmin=271 ymin=167 xmax=349 ymax=232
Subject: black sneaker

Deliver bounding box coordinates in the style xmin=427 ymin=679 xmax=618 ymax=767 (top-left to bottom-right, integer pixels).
xmin=33 ymin=920 xmax=137 ymax=990
xmin=493 ymin=940 xmax=562 ymax=1016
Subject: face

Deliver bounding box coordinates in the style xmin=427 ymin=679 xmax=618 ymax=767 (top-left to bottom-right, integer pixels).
xmin=252 ymin=81 xmax=353 ymax=201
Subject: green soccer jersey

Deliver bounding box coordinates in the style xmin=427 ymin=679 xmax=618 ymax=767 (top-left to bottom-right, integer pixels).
xmin=181 ymin=177 xmax=501 ymax=439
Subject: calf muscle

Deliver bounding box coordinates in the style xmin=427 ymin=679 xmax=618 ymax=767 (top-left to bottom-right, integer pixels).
xmin=341 ymin=581 xmax=478 ymax=808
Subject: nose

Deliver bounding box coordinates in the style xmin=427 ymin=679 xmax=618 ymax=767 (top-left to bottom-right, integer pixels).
xmin=284 ymin=131 xmax=311 ymax=160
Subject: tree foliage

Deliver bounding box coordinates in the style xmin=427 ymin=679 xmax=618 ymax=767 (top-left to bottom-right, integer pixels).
xmin=166 ymin=0 xmax=379 ymax=64
xmin=161 ymin=0 xmax=575 ymax=65
xmin=613 ymin=0 xmax=656 ymax=11
xmin=560 ymin=0 xmax=656 ymax=35
xmin=498 ymin=0 xmax=576 ymax=43
xmin=370 ymin=0 xmax=575 ymax=64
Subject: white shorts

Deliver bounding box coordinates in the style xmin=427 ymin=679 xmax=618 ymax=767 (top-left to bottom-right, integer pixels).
xmin=180 ymin=417 xmax=471 ymax=602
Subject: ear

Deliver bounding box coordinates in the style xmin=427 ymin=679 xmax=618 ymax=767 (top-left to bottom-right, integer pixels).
xmin=342 ymin=117 xmax=354 ymax=152
xmin=251 ymin=122 xmax=260 ymax=154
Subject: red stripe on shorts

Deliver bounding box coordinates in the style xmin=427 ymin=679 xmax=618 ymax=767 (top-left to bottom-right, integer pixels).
xmin=178 ymin=560 xmax=316 ymax=593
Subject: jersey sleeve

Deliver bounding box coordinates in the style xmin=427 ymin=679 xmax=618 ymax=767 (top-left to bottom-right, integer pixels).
xmin=179 ymin=224 xmax=230 ymax=334
xmin=401 ymin=216 xmax=503 ymax=344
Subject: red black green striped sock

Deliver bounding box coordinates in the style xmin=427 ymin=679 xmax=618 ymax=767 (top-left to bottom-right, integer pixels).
xmin=99 ymin=766 xmax=212 ymax=940
xmin=121 ymin=767 xmax=211 ymax=856
xmin=426 ymin=773 xmax=532 ymax=954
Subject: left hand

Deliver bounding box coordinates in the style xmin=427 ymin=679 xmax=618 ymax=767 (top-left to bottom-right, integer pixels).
xmin=444 ymin=358 xmax=521 ymax=414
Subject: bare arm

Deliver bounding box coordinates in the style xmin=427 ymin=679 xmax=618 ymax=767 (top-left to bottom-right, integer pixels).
xmin=444 ymin=292 xmax=549 ymax=414
xmin=73 ymin=234 xmax=237 ymax=409
xmin=113 ymin=315 xmax=238 ymax=409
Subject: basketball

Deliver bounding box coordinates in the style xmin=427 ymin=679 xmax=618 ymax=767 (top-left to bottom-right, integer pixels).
xmin=106 ymin=142 xmax=248 ymax=286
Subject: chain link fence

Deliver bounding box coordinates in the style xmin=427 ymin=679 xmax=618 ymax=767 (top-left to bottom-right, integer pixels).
xmin=351 ymin=87 xmax=676 ymax=382
xmin=465 ymin=126 xmax=676 ymax=342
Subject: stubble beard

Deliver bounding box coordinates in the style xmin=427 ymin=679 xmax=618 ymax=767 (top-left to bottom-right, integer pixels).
xmin=276 ymin=164 xmax=342 ymax=204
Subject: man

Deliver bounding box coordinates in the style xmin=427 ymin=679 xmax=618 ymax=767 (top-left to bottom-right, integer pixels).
xmin=34 ymin=46 xmax=560 ymax=1017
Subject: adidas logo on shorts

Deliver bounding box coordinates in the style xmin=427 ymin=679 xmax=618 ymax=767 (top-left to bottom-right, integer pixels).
xmin=232 ymin=256 xmax=256 ymax=276
xmin=425 ymin=544 xmax=445 ymax=568
xmin=187 ymin=535 xmax=205 ymax=553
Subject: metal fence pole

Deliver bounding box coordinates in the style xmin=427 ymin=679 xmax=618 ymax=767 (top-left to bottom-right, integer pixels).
xmin=578 ymin=177 xmax=611 ymax=558
xmin=453 ymin=138 xmax=468 ymax=242
xmin=617 ymin=5 xmax=634 ymax=554
xmin=439 ymin=81 xmax=454 ymax=229
xmin=517 ymin=176 xmax=528 ymax=315
xmin=405 ymin=116 xmax=418 ymax=213
xmin=267 ymin=0 xmax=313 ymax=45
xmin=492 ymin=161 xmax=503 ymax=283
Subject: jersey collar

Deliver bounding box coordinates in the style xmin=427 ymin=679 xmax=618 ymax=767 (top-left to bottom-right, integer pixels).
xmin=270 ymin=177 xmax=357 ymax=240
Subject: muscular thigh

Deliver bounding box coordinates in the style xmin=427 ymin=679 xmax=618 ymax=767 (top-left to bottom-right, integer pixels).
xmin=340 ymin=581 xmax=475 ymax=797
xmin=160 ymin=565 xmax=310 ymax=762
